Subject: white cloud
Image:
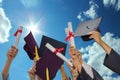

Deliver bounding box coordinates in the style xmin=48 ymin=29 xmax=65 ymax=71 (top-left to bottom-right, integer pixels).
xmin=77 ymin=0 xmax=99 ymax=21
xmin=0 ymin=0 xmax=2 ymax=6
xmin=80 ymin=32 xmax=120 ymax=80
xmin=103 ymin=0 xmax=116 ymax=7
xmin=103 ymin=0 xmax=120 ymax=11
xmin=77 ymin=13 xmax=84 ymax=21
xmin=103 ymin=76 xmax=120 ymax=80
xmin=115 ymin=0 xmax=120 ymax=11
xmin=0 ymin=0 xmax=2 ymax=3
xmin=20 ymin=0 xmax=39 ymax=8
xmin=0 ymin=8 xmax=12 ymax=43
xmin=84 ymin=0 xmax=99 ymax=19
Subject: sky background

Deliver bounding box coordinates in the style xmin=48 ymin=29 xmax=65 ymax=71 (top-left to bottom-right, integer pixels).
xmin=0 ymin=0 xmax=120 ymax=80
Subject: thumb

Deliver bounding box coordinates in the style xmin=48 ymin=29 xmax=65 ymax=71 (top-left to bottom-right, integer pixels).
xmin=89 ymin=35 xmax=93 ymax=39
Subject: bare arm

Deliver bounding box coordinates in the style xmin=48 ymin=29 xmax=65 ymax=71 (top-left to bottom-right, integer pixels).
xmin=67 ymin=61 xmax=78 ymax=80
xmin=60 ymin=65 xmax=69 ymax=80
xmin=98 ymin=39 xmax=111 ymax=55
xmin=89 ymin=31 xmax=112 ymax=55
xmin=28 ymin=58 xmax=37 ymax=80
xmin=2 ymin=46 xmax=18 ymax=80
xmin=67 ymin=46 xmax=84 ymax=80
xmin=69 ymin=46 xmax=83 ymax=73
xmin=28 ymin=67 xmax=36 ymax=80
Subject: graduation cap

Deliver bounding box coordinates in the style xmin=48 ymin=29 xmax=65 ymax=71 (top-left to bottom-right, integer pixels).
xmin=23 ymin=32 xmax=38 ymax=60
xmin=38 ymin=35 xmax=67 ymax=56
xmin=36 ymin=35 xmax=67 ymax=80
xmin=74 ymin=17 xmax=102 ymax=41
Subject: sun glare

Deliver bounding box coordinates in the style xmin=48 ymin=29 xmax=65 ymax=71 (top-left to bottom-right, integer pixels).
xmin=28 ymin=22 xmax=39 ymax=34
xmin=25 ymin=17 xmax=44 ymax=36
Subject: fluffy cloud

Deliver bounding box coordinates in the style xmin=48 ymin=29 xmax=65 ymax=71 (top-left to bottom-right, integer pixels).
xmin=80 ymin=32 xmax=120 ymax=80
xmin=0 ymin=0 xmax=2 ymax=3
xmin=20 ymin=0 xmax=39 ymax=8
xmin=77 ymin=0 xmax=99 ymax=21
xmin=103 ymin=0 xmax=116 ymax=6
xmin=0 ymin=8 xmax=12 ymax=43
xmin=115 ymin=0 xmax=120 ymax=11
xmin=103 ymin=0 xmax=120 ymax=11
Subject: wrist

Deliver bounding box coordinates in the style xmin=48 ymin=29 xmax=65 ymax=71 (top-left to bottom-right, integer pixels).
xmin=77 ymin=68 xmax=82 ymax=73
xmin=6 ymin=59 xmax=12 ymax=64
xmin=72 ymin=75 xmax=77 ymax=80
xmin=78 ymin=62 xmax=83 ymax=73
xmin=98 ymin=39 xmax=112 ymax=55
xmin=72 ymin=77 xmax=76 ymax=80
xmin=30 ymin=78 xmax=35 ymax=80
xmin=6 ymin=59 xmax=12 ymax=65
xmin=97 ymin=38 xmax=102 ymax=44
xmin=29 ymin=76 xmax=35 ymax=80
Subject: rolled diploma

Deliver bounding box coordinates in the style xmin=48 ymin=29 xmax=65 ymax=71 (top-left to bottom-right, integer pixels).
xmin=14 ymin=26 xmax=23 ymax=48
xmin=45 ymin=43 xmax=73 ymax=67
xmin=68 ymin=22 xmax=75 ymax=47
xmin=65 ymin=28 xmax=70 ymax=44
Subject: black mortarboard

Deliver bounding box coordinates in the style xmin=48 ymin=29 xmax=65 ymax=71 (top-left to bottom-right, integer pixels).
xmin=24 ymin=32 xmax=38 ymax=60
xmin=74 ymin=17 xmax=102 ymax=41
xmin=36 ymin=35 xmax=67 ymax=80
xmin=38 ymin=35 xmax=67 ymax=56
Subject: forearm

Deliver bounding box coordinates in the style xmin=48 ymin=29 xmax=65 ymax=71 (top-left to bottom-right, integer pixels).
xmin=30 ymin=78 xmax=35 ymax=80
xmin=72 ymin=77 xmax=77 ymax=80
xmin=2 ymin=59 xmax=12 ymax=80
xmin=29 ymin=74 xmax=36 ymax=80
xmin=98 ymin=39 xmax=112 ymax=55
xmin=60 ymin=66 xmax=69 ymax=80
xmin=71 ymin=72 xmax=79 ymax=80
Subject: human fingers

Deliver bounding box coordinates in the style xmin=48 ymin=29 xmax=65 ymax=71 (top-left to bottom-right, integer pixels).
xmin=29 ymin=67 xmax=36 ymax=75
xmin=69 ymin=47 xmax=78 ymax=59
xmin=9 ymin=46 xmax=18 ymax=57
xmin=7 ymin=50 xmax=14 ymax=58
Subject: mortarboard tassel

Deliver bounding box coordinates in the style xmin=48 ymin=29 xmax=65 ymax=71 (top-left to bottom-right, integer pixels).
xmin=46 ymin=67 xmax=50 ymax=80
xmin=35 ymin=46 xmax=40 ymax=61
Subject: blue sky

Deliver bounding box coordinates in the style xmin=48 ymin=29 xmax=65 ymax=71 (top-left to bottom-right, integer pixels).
xmin=0 ymin=0 xmax=120 ymax=80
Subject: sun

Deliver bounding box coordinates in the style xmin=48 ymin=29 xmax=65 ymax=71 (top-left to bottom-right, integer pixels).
xmin=25 ymin=17 xmax=44 ymax=36
xmin=27 ymin=21 xmax=39 ymax=35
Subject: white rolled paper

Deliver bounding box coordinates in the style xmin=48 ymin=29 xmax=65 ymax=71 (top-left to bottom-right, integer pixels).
xmin=68 ymin=22 xmax=72 ymax=31
xmin=45 ymin=43 xmax=73 ymax=67
xmin=14 ymin=26 xmax=23 ymax=48
xmin=65 ymin=28 xmax=70 ymax=43
xmin=67 ymin=22 xmax=75 ymax=47
xmin=65 ymin=28 xmax=69 ymax=37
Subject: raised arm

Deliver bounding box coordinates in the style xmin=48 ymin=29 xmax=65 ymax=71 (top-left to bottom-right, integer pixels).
xmin=2 ymin=46 xmax=18 ymax=80
xmin=89 ymin=31 xmax=112 ymax=55
xmin=60 ymin=65 xmax=69 ymax=80
xmin=67 ymin=46 xmax=84 ymax=80
xmin=89 ymin=31 xmax=120 ymax=74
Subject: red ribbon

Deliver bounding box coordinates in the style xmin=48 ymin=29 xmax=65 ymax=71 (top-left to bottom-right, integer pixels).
xmin=65 ymin=31 xmax=74 ymax=41
xmin=54 ymin=48 xmax=64 ymax=54
xmin=14 ymin=29 xmax=22 ymax=37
